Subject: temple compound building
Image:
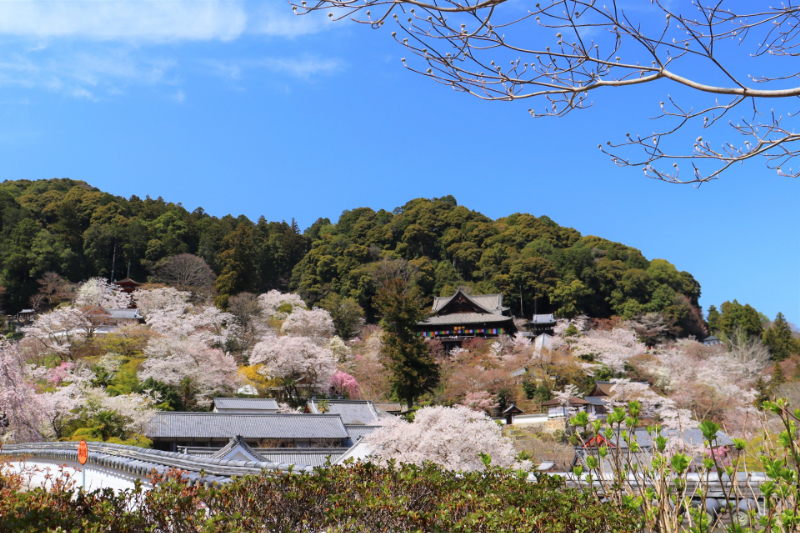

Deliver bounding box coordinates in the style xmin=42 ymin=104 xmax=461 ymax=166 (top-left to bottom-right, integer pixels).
xmin=416 ymin=289 xmax=516 ymax=350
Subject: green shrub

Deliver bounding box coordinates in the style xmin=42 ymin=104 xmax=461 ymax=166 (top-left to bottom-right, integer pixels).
xmin=0 ymin=461 xmax=638 ymax=532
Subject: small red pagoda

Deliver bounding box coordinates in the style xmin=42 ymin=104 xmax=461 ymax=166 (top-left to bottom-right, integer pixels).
xmin=113 ymin=278 xmax=142 ymax=308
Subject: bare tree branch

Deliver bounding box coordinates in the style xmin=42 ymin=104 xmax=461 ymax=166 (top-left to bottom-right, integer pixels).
xmin=294 ymin=0 xmax=800 ymax=183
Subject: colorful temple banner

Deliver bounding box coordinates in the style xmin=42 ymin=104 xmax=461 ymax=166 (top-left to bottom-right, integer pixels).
xmin=418 ymin=328 xmax=504 ymax=338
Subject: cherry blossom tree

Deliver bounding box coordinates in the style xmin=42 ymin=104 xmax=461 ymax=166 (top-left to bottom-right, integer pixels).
xmin=135 ymin=287 xmax=191 ymax=315
xmin=552 ymin=385 xmax=582 ymax=418
xmin=606 ymin=378 xmax=674 ymax=419
xmin=329 ymin=370 xmax=361 ymax=399
xmin=281 ymin=307 xmax=335 ymax=345
xmin=0 ymin=337 xmax=47 ymax=443
xmin=460 ymin=391 xmax=499 ymax=414
xmin=250 ymin=335 xmax=337 ymax=400
xmin=137 ymin=288 xmax=235 ymax=347
xmin=154 ymin=253 xmax=216 ymax=295
xmin=41 ymin=384 xmax=159 ymax=440
xmin=258 ymin=290 xmax=306 ymax=320
xmin=364 ymin=405 xmax=529 ymax=471
xmin=75 ymin=278 xmax=131 ymax=308
xmin=138 ymin=337 xmax=240 ymax=408
xmin=570 ymin=327 xmax=645 ymax=372
xmin=554 ymin=315 xmax=590 ymax=336
xmin=328 ymin=336 xmax=353 ymax=363
xmin=21 ymin=307 xmax=98 ymax=360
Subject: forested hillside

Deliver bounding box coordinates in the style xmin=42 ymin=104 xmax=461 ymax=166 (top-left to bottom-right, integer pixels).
xmin=0 ymin=180 xmax=704 ymax=336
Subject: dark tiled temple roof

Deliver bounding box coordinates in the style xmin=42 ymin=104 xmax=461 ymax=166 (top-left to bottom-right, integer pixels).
xmin=431 ymin=291 xmax=508 ymax=314
xmin=256 ymin=448 xmax=350 ymax=467
xmin=531 ymin=313 xmax=556 ymax=324
xmin=210 ymin=436 xmax=266 ymax=462
xmin=345 ymin=425 xmax=382 ymax=442
xmin=146 ymin=412 xmax=348 ymax=440
xmin=307 ymin=400 xmax=381 ymax=425
xmin=212 ymin=397 xmax=280 ymax=412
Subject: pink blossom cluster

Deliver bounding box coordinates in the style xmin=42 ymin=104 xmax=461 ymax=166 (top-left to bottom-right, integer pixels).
xmin=460 ymin=391 xmax=499 ymax=414
xmin=47 ymin=362 xmax=75 ymax=386
xmin=0 ymin=337 xmax=48 ymax=443
xmin=365 ymin=405 xmax=529 ymax=472
xmin=75 ymin=278 xmax=131 ymax=309
xmin=328 ymin=370 xmax=361 ymax=399
xmin=570 ymin=327 xmax=645 ymax=371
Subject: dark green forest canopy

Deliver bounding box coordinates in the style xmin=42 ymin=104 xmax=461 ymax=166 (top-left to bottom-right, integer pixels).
xmin=0 ymin=179 xmax=307 ymax=311
xmin=0 ymin=181 xmax=704 ymax=336
xmin=291 ymin=196 xmax=704 ymax=336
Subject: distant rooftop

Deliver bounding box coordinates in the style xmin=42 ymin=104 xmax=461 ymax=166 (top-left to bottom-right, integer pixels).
xmin=307 ymin=400 xmax=381 ymax=425
xmin=106 ymin=308 xmax=143 ymax=320
xmin=530 ymin=313 xmax=556 ymax=324
xmin=431 ymin=290 xmax=508 ymax=315
xmin=212 ymin=397 xmax=279 ymax=412
xmin=345 ymin=424 xmax=382 ymax=442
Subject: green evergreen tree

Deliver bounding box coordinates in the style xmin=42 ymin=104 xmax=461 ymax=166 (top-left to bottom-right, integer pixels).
xmin=763 ymin=312 xmax=795 ymax=361
xmin=772 ymin=362 xmax=786 ymax=389
xmin=753 ymin=375 xmax=770 ymax=409
xmin=706 ymin=305 xmax=720 ymax=335
xmin=374 ymin=278 xmax=439 ymax=409
xmin=718 ymin=300 xmax=763 ymax=339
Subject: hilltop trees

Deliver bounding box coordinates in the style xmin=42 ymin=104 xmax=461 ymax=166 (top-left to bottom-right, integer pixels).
xmin=289 ymin=197 xmax=703 ymax=332
xmin=0 ymin=181 xmax=707 ymax=331
xmin=153 ymin=253 xmax=216 ymax=296
xmin=0 ymin=179 xmax=308 ymax=314
xmin=763 ymin=312 xmax=795 ymax=361
xmin=718 ymin=300 xmax=764 ymax=339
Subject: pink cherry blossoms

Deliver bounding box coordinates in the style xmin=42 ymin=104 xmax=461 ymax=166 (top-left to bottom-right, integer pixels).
xmin=460 ymin=391 xmax=499 ymax=414
xmin=0 ymin=337 xmax=48 ymax=443
xmin=75 ymin=277 xmax=131 ymax=308
xmin=250 ymin=335 xmax=336 ymax=399
xmin=328 ymin=370 xmax=361 ymax=399
xmin=365 ymin=405 xmax=529 ymax=472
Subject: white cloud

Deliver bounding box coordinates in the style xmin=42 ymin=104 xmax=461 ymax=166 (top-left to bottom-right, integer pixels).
xmin=205 ymin=56 xmax=343 ymax=81
xmin=249 ymin=4 xmax=336 ymax=37
xmin=0 ymin=49 xmax=178 ymax=98
xmin=0 ymin=0 xmax=247 ymax=42
xmin=0 ymin=0 xmax=338 ymax=41
xmin=260 ymin=56 xmax=342 ymax=78
xmin=0 ymin=2 xmax=343 ymax=99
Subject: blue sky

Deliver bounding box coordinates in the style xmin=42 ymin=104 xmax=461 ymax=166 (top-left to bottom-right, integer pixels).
xmin=0 ymin=0 xmax=796 ymax=325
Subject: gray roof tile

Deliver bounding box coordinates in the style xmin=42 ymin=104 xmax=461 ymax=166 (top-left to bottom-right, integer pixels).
xmin=307 ymin=400 xmax=381 ymax=425
xmin=212 ymin=397 xmax=279 ymax=411
xmin=431 ymin=291 xmax=507 ymax=314
xmin=345 ymin=425 xmax=382 ymax=441
xmin=146 ymin=412 xmax=348 ymax=440
xmin=256 ymin=448 xmax=350 ymax=468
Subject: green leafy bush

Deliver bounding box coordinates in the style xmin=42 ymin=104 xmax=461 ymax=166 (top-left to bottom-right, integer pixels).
xmin=0 ymin=460 xmax=638 ymax=532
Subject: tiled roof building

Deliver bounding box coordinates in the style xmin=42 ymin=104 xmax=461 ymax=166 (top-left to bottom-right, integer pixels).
xmin=306 ymin=399 xmax=382 ymax=425
xmin=211 ymin=397 xmax=280 ymax=413
xmin=416 ymin=288 xmax=515 ymax=348
xmin=146 ymin=412 xmax=349 ymax=451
